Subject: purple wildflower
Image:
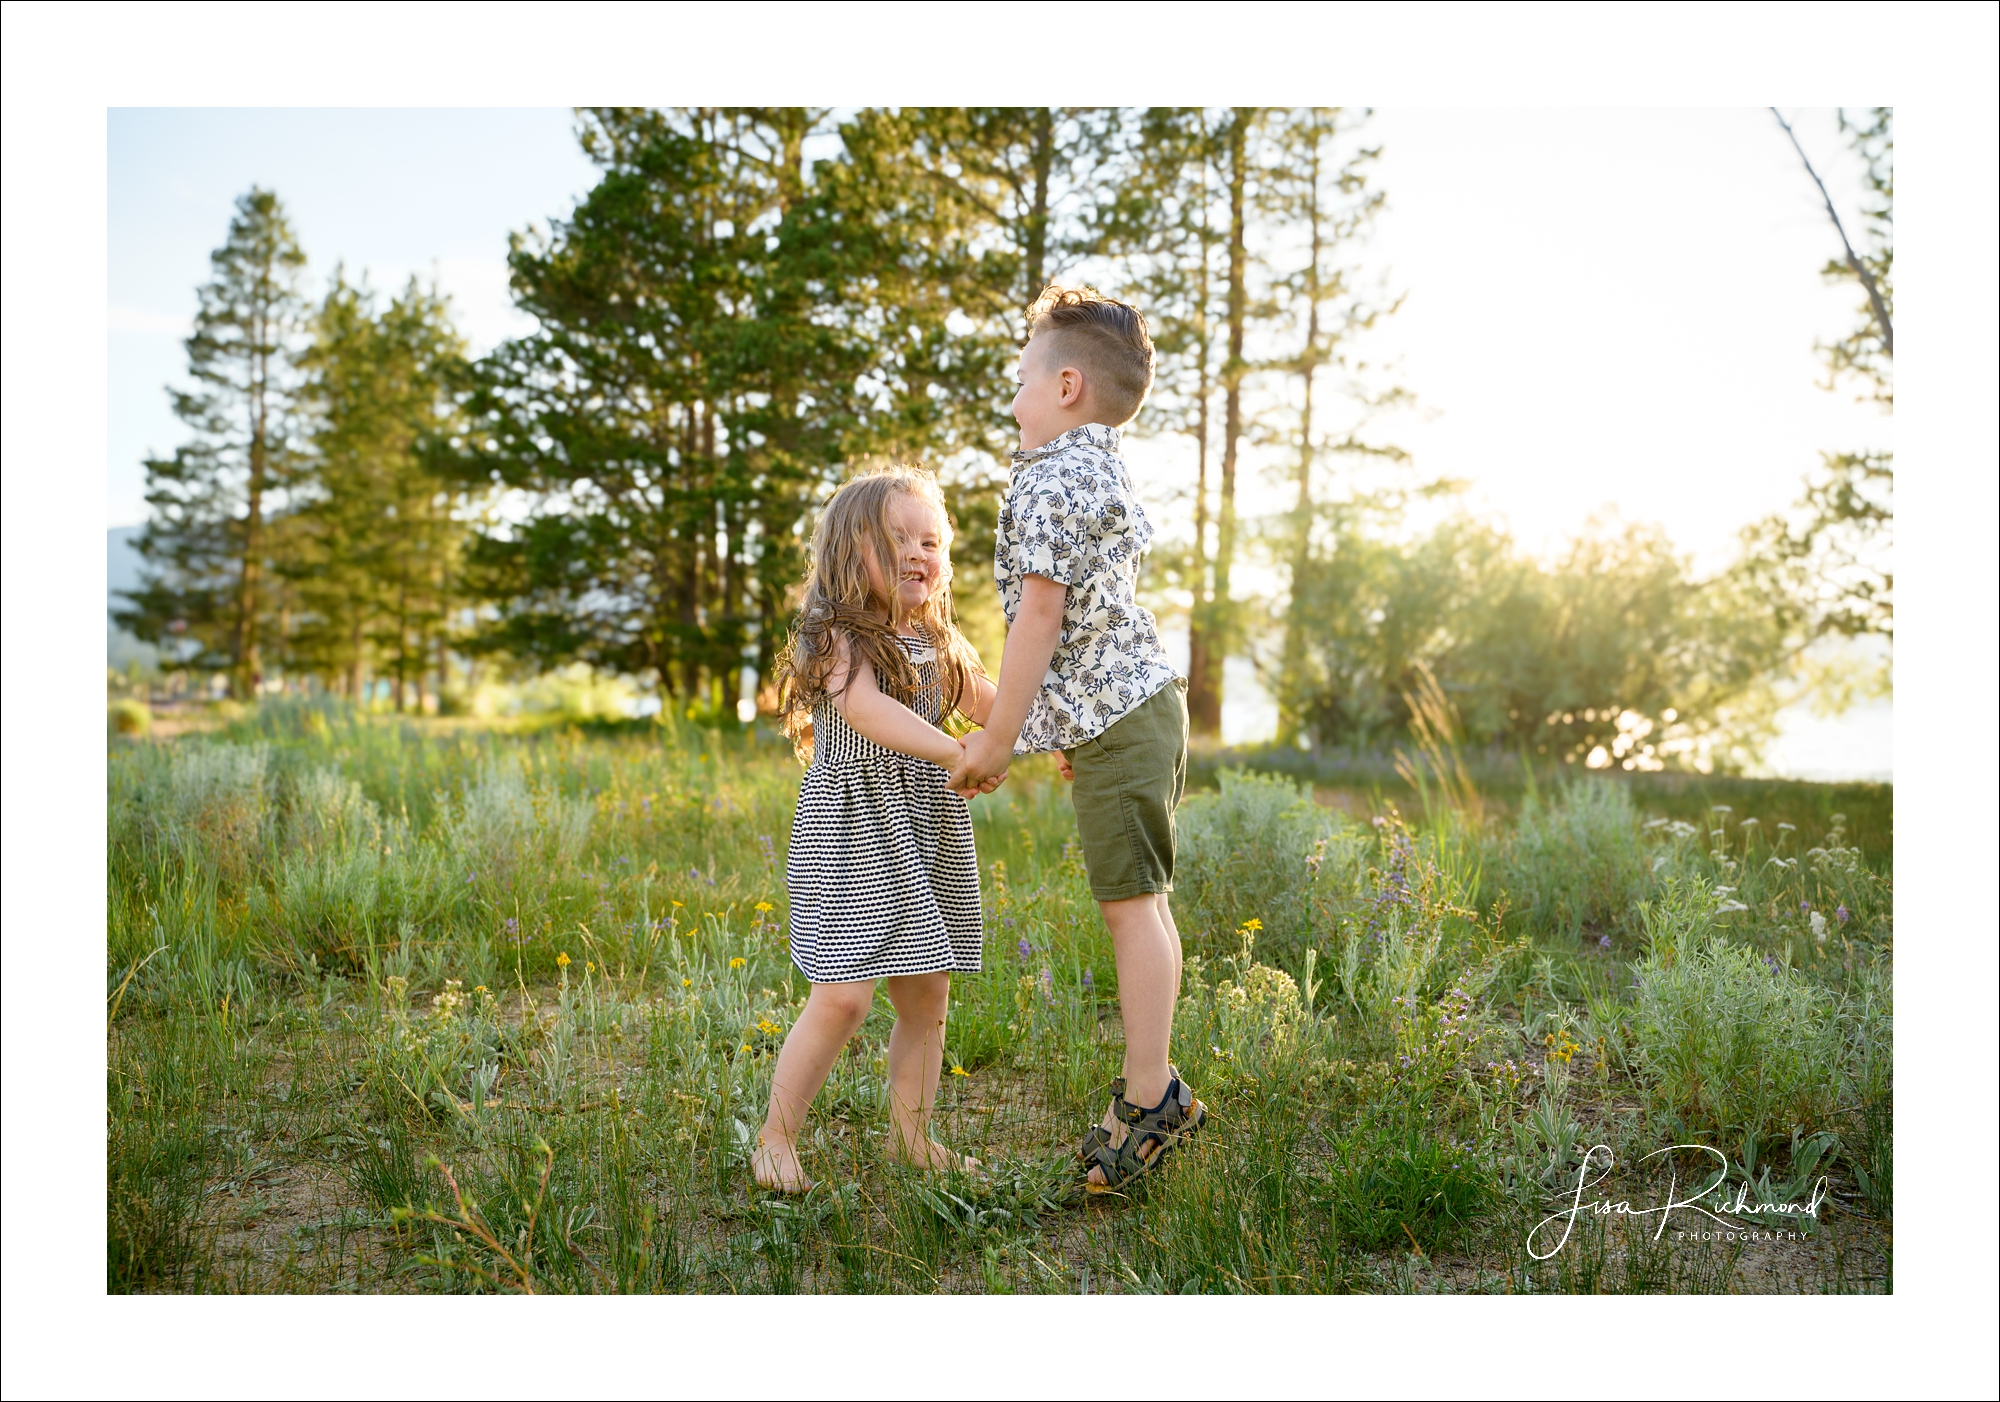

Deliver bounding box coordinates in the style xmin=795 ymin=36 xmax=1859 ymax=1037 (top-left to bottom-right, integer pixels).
xmin=1836 ymin=905 xmax=1850 ymax=924
xmin=1597 ymin=934 xmax=1612 ymax=950
xmin=1081 ymin=969 xmax=1093 ymax=992
xmin=1800 ymin=900 xmax=1811 ymax=914
xmin=1039 ymin=968 xmax=1053 ymax=998
xmin=1017 ymin=938 xmax=1031 ymax=962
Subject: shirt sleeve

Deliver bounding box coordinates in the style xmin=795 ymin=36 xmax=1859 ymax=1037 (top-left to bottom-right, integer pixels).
xmin=1011 ymin=474 xmax=1082 ymax=585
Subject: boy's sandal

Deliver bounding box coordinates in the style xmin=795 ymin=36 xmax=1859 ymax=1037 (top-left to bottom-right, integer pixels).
xmin=1072 ymin=1123 xmax=1112 ymax=1165
xmin=1082 ymin=1071 xmax=1206 ymax=1195
xmin=1072 ymin=1062 xmax=1194 ymax=1167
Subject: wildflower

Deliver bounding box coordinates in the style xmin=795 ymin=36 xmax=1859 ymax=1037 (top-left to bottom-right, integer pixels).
xmin=755 ymin=1018 xmax=782 ymax=1037
xmin=1800 ymin=900 xmax=1812 ymax=914
xmin=503 ymin=917 xmax=520 ymax=937
xmin=1777 ymin=822 xmax=1797 ymax=832
xmin=950 ymin=1065 xmax=970 ymax=1078
xmin=1739 ymin=817 xmax=1760 ymax=829
xmin=1242 ymin=918 xmax=1263 ymax=932
xmin=672 ymin=900 xmax=685 ymax=909
xmin=585 ymin=961 xmax=595 ymax=974
xmin=1597 ymin=934 xmax=1612 ymax=950
xmin=1039 ymin=968 xmax=1054 ymax=998
xmin=1711 ymin=805 xmax=1732 ymax=814
xmin=1764 ymin=955 xmax=1780 ymax=974
xmin=741 ymin=1044 xmax=751 ymax=1053
xmin=1810 ymin=911 xmax=1828 ymax=942
xmin=1081 ymin=969 xmax=1093 ymax=992
xmin=1716 ymin=901 xmax=1749 ymax=914
xmin=1017 ymin=938 xmax=1032 ymax=962
xmin=1836 ymin=905 xmax=1850 ymax=924
xmin=682 ymin=978 xmax=693 ymax=988
xmin=754 ymin=901 xmax=775 ymax=914
xmin=557 ymin=952 xmax=571 ymax=968
xmin=729 ymin=957 xmax=746 ymax=970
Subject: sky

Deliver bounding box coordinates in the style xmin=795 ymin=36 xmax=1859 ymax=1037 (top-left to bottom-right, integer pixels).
xmin=105 ymin=107 xmax=1890 ymax=778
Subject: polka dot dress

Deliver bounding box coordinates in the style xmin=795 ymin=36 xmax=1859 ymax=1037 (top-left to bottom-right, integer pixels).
xmin=786 ymin=635 xmax=983 ymax=984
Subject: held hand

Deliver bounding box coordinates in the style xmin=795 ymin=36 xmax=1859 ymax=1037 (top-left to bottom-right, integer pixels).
xmin=1057 ymin=755 xmax=1074 ymax=782
xmin=948 ymin=728 xmax=1011 ymax=798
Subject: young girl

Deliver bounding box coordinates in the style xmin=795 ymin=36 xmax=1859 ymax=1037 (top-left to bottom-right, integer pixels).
xmin=750 ymin=466 xmax=1000 ymax=1193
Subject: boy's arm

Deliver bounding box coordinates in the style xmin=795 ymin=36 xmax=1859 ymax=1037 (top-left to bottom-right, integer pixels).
xmin=948 ymin=573 xmax=1066 ymax=794
xmin=831 ymin=640 xmax=965 ymax=770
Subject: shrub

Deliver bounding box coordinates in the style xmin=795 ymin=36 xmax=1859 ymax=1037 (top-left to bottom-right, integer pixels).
xmin=1495 ymin=779 xmax=1650 ymax=938
xmin=1630 ymin=881 xmax=1848 ymax=1145
xmin=1175 ymin=768 xmax=1363 ymax=971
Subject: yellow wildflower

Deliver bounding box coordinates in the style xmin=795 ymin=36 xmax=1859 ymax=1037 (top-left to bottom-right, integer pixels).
xmin=729 ymin=957 xmax=746 ymax=969
xmin=740 ymin=1044 xmax=751 ymax=1053
xmin=557 ymin=952 xmax=571 ymax=968
xmin=950 ymin=1065 xmax=970 ymax=1078
xmin=671 ymin=900 xmax=685 ymax=909
xmin=585 ymin=961 xmax=595 ymax=974
xmin=682 ymin=978 xmax=693 ymax=988
xmin=754 ymin=901 xmax=775 ymax=913
xmin=1242 ymin=918 xmax=1263 ymax=931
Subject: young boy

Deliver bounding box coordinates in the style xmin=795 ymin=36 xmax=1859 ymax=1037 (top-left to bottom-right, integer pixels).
xmin=948 ymin=284 xmax=1205 ymax=1191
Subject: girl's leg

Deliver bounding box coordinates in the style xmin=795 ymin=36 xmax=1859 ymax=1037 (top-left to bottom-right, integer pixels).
xmin=1087 ymin=892 xmax=1184 ymax=1184
xmin=753 ymin=978 xmax=874 ymax=1191
xmin=881 ymin=972 xmax=971 ymax=1170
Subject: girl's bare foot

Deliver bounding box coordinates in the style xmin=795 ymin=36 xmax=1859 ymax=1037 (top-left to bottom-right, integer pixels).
xmin=751 ymin=1135 xmax=814 ymax=1193
xmin=889 ymin=1130 xmax=980 ymax=1173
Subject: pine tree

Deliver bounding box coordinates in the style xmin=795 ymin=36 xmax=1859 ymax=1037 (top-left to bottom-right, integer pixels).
xmin=1267 ymin=108 xmax=1407 ymax=746
xmin=117 ymin=188 xmax=308 ymax=698
xmin=458 ymin=108 xmax=873 ymax=709
xmin=288 ymin=273 xmax=473 ymax=707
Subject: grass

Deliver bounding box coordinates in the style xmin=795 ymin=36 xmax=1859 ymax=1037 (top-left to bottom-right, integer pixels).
xmin=105 ymin=699 xmax=1892 ymax=1293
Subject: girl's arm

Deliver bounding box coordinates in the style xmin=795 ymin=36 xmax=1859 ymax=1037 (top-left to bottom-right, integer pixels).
xmin=828 ymin=639 xmax=965 ymax=770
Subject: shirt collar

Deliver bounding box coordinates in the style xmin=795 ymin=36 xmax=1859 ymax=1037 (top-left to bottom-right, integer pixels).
xmin=1010 ymin=422 xmax=1122 ymax=468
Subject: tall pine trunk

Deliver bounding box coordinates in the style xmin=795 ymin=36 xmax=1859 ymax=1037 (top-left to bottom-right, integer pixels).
xmin=1194 ymin=110 xmax=1251 ymax=739
xmin=1280 ymin=123 xmax=1324 ymax=743
xmin=233 ymin=316 xmax=269 ymax=699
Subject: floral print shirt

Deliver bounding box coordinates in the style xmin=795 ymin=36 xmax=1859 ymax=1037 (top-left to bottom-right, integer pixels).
xmin=995 ymin=423 xmax=1180 ymax=754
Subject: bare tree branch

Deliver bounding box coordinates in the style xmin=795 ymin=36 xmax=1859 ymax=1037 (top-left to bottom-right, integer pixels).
xmin=1772 ymin=107 xmax=1892 ymax=358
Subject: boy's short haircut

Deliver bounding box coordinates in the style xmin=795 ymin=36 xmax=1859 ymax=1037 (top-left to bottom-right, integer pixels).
xmin=1026 ymin=284 xmax=1156 ymax=427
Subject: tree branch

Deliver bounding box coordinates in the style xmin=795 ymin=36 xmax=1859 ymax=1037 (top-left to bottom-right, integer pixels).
xmin=1772 ymin=108 xmax=1892 ymax=358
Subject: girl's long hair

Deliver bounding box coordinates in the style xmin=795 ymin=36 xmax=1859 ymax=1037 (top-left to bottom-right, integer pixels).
xmin=774 ymin=465 xmax=985 ymax=763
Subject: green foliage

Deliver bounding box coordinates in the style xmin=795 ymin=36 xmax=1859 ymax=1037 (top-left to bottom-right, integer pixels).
xmin=1321 ymin=1127 xmax=1497 ymax=1255
xmin=1495 ymin=781 xmax=1651 ymax=940
xmin=105 ymin=712 xmax=1891 ymax=1295
xmin=116 ymin=187 xmax=310 ymax=698
xmin=286 ymin=273 xmax=475 ymax=702
xmin=1172 ymin=768 xmax=1362 ymax=970
xmin=1280 ymin=509 xmax=1787 ymax=769
xmin=1630 ymin=882 xmax=1858 ymax=1145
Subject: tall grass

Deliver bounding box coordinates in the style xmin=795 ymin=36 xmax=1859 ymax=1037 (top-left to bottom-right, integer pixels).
xmin=105 ymin=704 xmax=1893 ymax=1293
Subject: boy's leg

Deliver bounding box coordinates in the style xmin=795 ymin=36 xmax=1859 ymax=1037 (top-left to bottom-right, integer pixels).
xmin=1063 ymin=682 xmax=1191 ymax=1182
xmin=1100 ymin=894 xmax=1180 ymax=1112
xmin=882 ymin=972 xmax=971 ymax=1169
xmin=755 ymin=978 xmax=874 ymax=1189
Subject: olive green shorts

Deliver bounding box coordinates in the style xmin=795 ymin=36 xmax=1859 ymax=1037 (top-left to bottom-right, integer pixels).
xmin=1061 ymin=679 xmax=1189 ymax=903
